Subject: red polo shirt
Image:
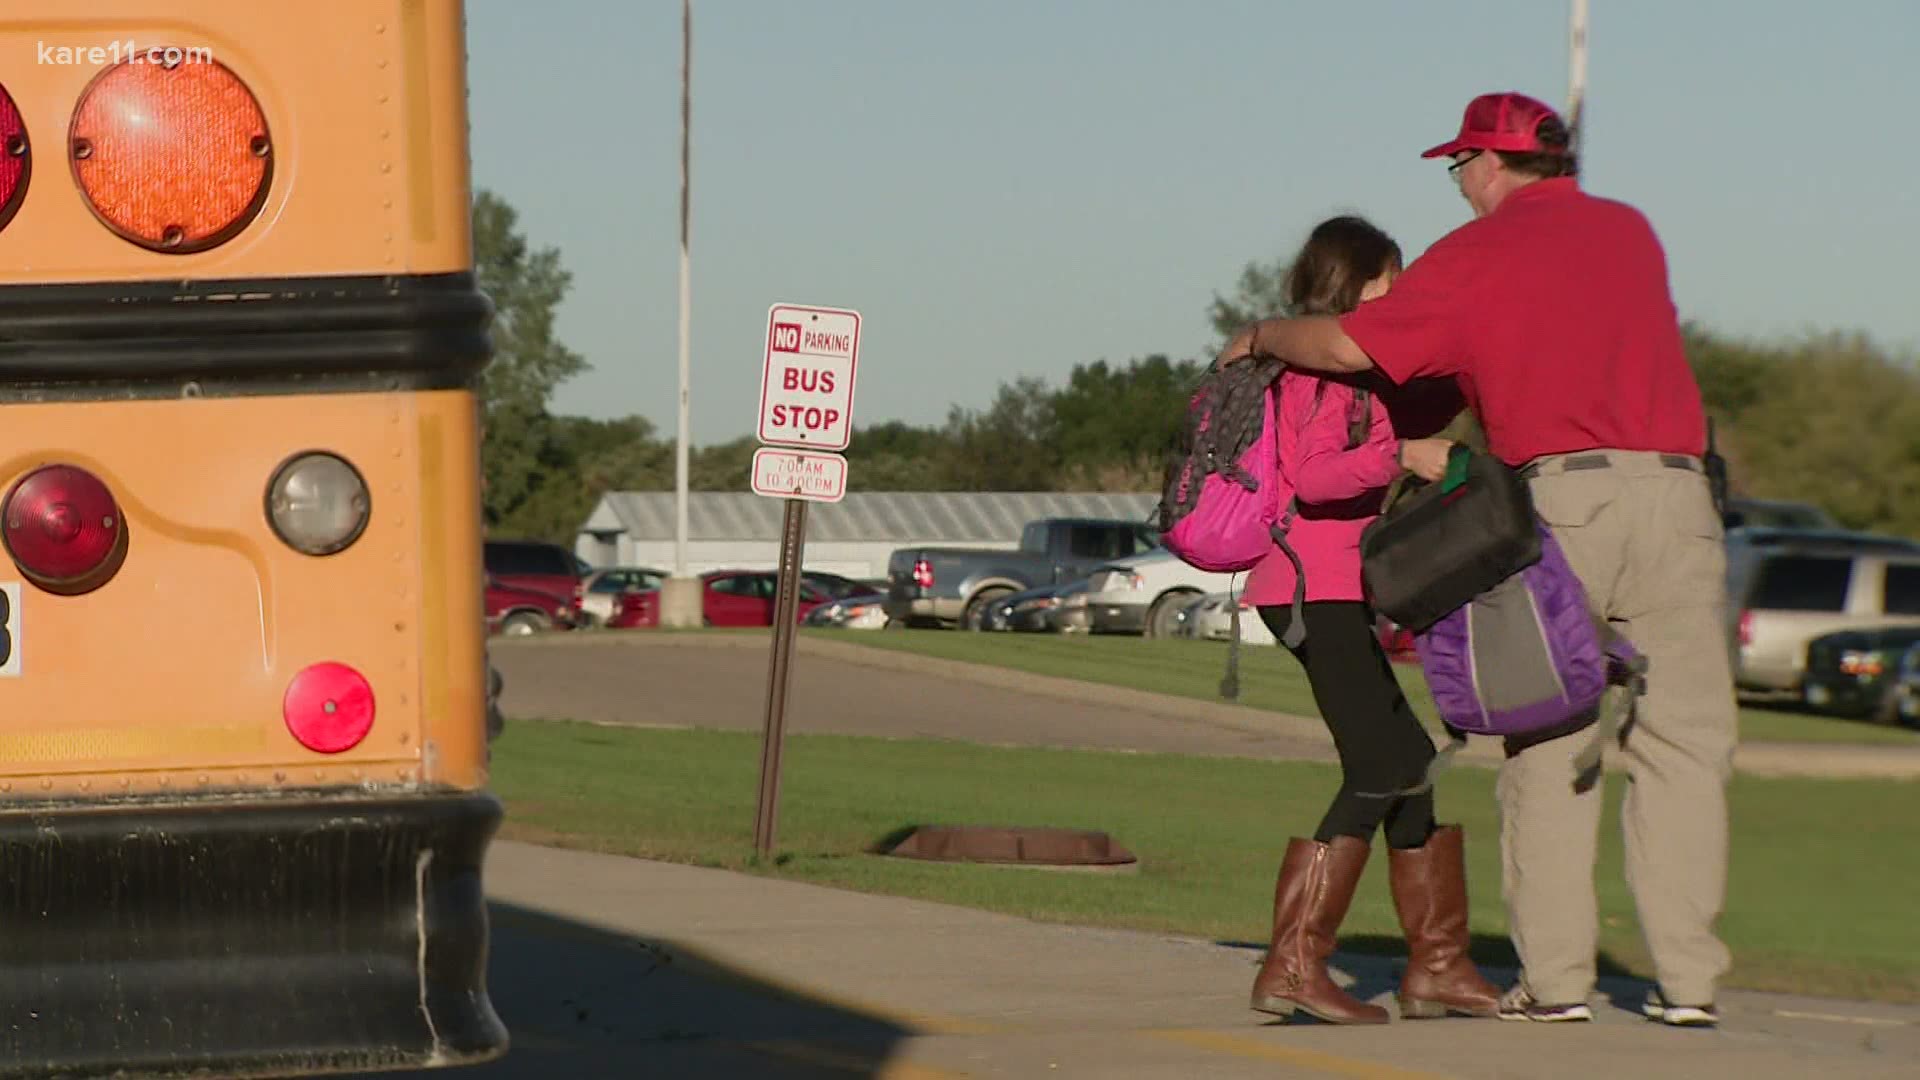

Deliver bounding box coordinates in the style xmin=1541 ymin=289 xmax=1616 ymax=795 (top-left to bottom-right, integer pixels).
xmin=1338 ymin=177 xmax=1706 ymax=467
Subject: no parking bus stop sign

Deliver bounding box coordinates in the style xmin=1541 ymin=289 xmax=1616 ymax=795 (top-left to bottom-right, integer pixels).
xmin=757 ymin=303 xmax=860 ymax=452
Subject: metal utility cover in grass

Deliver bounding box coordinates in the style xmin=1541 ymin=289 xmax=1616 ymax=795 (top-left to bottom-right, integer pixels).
xmin=882 ymin=826 xmax=1137 ymax=873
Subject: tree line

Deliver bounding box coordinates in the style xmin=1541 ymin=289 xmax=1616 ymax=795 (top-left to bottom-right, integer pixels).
xmin=474 ymin=189 xmax=1920 ymax=545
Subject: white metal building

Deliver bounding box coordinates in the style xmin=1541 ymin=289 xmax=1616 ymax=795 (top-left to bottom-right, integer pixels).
xmin=574 ymin=491 xmax=1158 ymax=580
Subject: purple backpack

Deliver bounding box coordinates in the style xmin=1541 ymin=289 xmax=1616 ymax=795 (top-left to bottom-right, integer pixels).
xmin=1416 ymin=522 xmax=1648 ymax=786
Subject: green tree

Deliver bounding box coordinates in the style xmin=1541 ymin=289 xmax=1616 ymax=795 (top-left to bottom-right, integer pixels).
xmin=473 ymin=188 xmax=588 ymax=533
xmin=1052 ymin=355 xmax=1204 ymax=490
xmin=939 ymin=378 xmax=1062 ymax=490
xmin=1696 ymin=331 xmax=1920 ymax=535
xmin=1207 ymin=257 xmax=1293 ymax=344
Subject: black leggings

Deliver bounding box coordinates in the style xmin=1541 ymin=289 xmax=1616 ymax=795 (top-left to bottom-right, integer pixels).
xmin=1258 ymin=601 xmax=1437 ymax=849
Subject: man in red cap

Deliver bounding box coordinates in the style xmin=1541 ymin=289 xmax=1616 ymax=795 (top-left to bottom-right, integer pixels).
xmin=1220 ymin=92 xmax=1734 ymax=1028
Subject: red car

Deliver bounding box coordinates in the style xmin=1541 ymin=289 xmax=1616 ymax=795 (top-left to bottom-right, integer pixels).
xmin=486 ymin=577 xmax=577 ymax=636
xmin=608 ymin=570 xmax=830 ymax=629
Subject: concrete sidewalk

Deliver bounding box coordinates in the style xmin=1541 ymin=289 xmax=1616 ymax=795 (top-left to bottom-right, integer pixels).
xmin=480 ymin=839 xmax=1920 ymax=1079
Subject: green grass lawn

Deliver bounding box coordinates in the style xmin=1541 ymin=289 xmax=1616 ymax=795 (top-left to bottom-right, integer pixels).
xmin=796 ymin=628 xmax=1920 ymax=747
xmin=493 ymin=720 xmax=1920 ymax=1004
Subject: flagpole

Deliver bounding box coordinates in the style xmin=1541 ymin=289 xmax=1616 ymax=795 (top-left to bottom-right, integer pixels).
xmin=1567 ymin=0 xmax=1588 ymax=155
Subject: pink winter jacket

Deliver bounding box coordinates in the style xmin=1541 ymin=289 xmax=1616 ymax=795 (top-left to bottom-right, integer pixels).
xmin=1242 ymin=373 xmax=1461 ymax=606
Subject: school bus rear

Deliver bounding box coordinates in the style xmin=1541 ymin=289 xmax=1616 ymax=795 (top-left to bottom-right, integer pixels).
xmin=0 ymin=3 xmax=504 ymax=1076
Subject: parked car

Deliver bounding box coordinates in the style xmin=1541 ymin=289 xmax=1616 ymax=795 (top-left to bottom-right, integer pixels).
xmin=1893 ymin=642 xmax=1920 ymax=728
xmin=484 ymin=539 xmax=588 ymax=612
xmin=885 ymin=518 xmax=1159 ymax=630
xmin=1178 ymin=593 xmax=1419 ymax=662
xmin=802 ymin=571 xmax=874 ymax=601
xmin=804 ymin=592 xmax=890 ymax=630
xmin=988 ymin=581 xmax=1091 ymax=633
xmin=608 ymin=570 xmax=831 ymax=629
xmin=576 ymin=566 xmax=666 ymax=626
xmin=485 ymin=576 xmax=577 ymax=637
xmin=1724 ymin=528 xmax=1920 ymax=693
xmin=1800 ymin=624 xmax=1920 ymax=723
xmin=1722 ymin=497 xmax=1837 ymax=531
xmin=1079 ymin=548 xmax=1237 ymax=638
xmin=1181 ymin=593 xmax=1276 ymax=646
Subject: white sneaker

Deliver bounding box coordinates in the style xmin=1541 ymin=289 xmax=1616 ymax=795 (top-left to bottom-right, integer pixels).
xmin=1643 ymin=989 xmax=1719 ymax=1027
xmin=1497 ymin=983 xmax=1593 ymax=1023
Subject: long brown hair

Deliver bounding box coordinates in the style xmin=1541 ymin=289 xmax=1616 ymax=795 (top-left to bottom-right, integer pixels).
xmin=1283 ymin=215 xmax=1402 ymax=317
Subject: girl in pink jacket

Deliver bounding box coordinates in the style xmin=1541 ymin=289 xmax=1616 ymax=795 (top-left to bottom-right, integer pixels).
xmin=1242 ymin=216 xmax=1502 ymax=1026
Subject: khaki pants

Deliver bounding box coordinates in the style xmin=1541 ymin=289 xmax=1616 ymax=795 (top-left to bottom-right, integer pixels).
xmin=1498 ymin=449 xmax=1738 ymax=1006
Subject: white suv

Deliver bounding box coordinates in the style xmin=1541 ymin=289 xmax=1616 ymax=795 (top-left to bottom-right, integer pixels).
xmin=1080 ymin=549 xmax=1242 ymax=638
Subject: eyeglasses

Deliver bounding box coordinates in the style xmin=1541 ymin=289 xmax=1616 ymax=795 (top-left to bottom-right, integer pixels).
xmin=1448 ymin=151 xmax=1482 ymax=184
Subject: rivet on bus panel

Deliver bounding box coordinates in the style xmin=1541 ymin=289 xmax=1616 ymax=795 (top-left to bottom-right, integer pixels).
xmin=273 ymin=771 xmax=286 ymax=783
xmin=1 ymin=782 xmax=11 ymax=792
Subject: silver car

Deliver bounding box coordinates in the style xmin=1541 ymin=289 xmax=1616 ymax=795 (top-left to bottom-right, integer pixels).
xmin=1724 ymin=528 xmax=1920 ymax=693
xmin=577 ymin=567 xmax=665 ymax=626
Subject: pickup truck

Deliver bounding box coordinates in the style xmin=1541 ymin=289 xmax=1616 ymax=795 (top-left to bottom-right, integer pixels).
xmin=885 ymin=517 xmax=1161 ymax=630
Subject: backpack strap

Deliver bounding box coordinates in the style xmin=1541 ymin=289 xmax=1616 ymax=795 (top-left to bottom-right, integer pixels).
xmin=1572 ymin=622 xmax=1649 ymax=790
xmin=1269 ymin=504 xmax=1307 ymax=650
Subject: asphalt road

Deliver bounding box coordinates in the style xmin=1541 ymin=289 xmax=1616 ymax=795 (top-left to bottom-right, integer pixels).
xmin=489 ymin=634 xmax=1341 ymax=763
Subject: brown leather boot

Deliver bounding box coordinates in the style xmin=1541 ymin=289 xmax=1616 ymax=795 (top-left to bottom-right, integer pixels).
xmin=1249 ymin=836 xmax=1389 ymax=1024
xmin=1387 ymin=824 xmax=1501 ymax=1018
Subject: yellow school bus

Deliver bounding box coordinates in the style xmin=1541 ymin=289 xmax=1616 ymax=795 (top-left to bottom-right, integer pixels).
xmin=0 ymin=2 xmax=505 ymax=1075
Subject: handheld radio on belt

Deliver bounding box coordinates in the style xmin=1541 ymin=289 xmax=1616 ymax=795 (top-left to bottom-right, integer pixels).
xmin=1703 ymin=417 xmax=1730 ymax=519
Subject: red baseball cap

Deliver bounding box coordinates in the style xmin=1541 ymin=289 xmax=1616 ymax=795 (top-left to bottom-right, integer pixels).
xmin=1420 ymin=92 xmax=1565 ymax=159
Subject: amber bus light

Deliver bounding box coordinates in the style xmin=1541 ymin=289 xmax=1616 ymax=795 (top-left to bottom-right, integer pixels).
xmin=2 ymin=464 xmax=129 ymax=594
xmin=266 ymin=452 xmax=370 ymax=556
xmin=68 ymin=53 xmax=271 ymax=253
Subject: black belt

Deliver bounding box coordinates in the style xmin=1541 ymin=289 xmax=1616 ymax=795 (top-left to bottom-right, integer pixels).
xmin=1518 ymin=451 xmax=1702 ymax=481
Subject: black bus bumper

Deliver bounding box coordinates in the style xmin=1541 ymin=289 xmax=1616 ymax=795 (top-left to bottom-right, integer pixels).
xmin=0 ymin=788 xmax=507 ymax=1079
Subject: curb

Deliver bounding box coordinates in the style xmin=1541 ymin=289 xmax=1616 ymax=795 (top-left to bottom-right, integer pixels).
xmin=493 ymin=631 xmax=1920 ymax=780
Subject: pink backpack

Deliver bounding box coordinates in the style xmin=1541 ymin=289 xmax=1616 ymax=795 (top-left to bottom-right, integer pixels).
xmin=1156 ymin=361 xmax=1374 ymax=681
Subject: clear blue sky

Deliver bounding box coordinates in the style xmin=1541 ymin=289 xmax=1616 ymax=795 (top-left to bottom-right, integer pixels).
xmin=467 ymin=0 xmax=1918 ymax=446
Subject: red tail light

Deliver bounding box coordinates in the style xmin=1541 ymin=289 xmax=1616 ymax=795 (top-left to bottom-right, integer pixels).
xmin=283 ymin=662 xmax=375 ymax=754
xmin=69 ymin=53 xmax=271 ymax=253
xmin=1737 ymin=609 xmax=1753 ymax=647
xmin=912 ymin=558 xmax=934 ymax=589
xmin=0 ymin=82 xmax=27 ymax=234
xmin=2 ymin=465 xmax=128 ymax=594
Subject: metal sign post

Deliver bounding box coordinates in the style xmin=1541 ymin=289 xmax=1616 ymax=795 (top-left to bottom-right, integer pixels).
xmin=750 ymin=304 xmax=860 ymax=860
xmin=752 ymin=497 xmax=808 ymax=860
